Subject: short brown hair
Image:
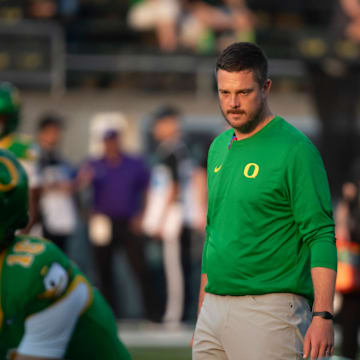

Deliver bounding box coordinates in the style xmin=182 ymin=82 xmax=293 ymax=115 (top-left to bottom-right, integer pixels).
xmin=216 ymin=42 xmax=268 ymax=86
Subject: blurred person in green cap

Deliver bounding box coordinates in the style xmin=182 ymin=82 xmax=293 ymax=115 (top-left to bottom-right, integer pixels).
xmin=0 ymin=82 xmax=40 ymax=232
xmin=0 ymin=82 xmax=36 ymax=163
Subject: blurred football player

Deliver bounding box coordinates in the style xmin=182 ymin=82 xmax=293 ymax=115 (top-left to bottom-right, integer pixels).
xmin=0 ymin=149 xmax=131 ymax=360
xmin=0 ymin=83 xmax=37 ymax=181
xmin=0 ymin=82 xmax=40 ymax=232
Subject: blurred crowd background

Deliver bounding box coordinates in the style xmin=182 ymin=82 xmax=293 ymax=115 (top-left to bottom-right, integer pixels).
xmin=2 ymin=0 xmax=360 ymax=358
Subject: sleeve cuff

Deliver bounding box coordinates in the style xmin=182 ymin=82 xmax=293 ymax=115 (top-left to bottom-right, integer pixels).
xmin=310 ymin=238 xmax=337 ymax=271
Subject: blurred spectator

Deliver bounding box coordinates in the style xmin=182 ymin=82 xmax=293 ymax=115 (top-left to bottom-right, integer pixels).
xmin=0 ymin=0 xmax=27 ymax=22
xmin=341 ymin=0 xmax=360 ymax=42
xmin=27 ymin=0 xmax=58 ymax=20
xmin=335 ymin=178 xmax=360 ymax=360
xmin=305 ymin=0 xmax=360 ymax=198
xmin=35 ymin=113 xmax=77 ymax=252
xmin=77 ymin=128 xmax=157 ymax=320
xmin=180 ymin=0 xmax=255 ymax=53
xmin=58 ymin=0 xmax=79 ymax=18
xmin=127 ymin=0 xmax=181 ymax=51
xmin=142 ymin=105 xmax=194 ymax=324
xmin=26 ymin=0 xmax=79 ymax=20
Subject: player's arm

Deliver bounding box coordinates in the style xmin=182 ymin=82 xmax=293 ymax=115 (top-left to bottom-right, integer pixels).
xmin=16 ymin=265 xmax=91 ymax=360
xmin=303 ymin=267 xmax=336 ymax=360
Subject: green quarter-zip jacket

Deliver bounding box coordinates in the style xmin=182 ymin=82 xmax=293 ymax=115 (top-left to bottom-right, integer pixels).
xmin=202 ymin=116 xmax=337 ymax=303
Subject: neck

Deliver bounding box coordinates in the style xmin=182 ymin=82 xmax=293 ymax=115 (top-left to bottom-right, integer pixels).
xmin=159 ymin=133 xmax=180 ymax=145
xmin=234 ymin=106 xmax=274 ymax=140
xmin=41 ymin=143 xmax=56 ymax=152
xmin=105 ymin=151 xmax=122 ymax=163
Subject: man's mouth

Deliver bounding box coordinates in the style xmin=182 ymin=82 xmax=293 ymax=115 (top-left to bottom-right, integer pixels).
xmin=228 ymin=112 xmax=245 ymax=115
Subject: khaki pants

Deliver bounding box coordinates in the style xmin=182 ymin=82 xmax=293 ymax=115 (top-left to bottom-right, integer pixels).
xmin=193 ymin=292 xmax=312 ymax=360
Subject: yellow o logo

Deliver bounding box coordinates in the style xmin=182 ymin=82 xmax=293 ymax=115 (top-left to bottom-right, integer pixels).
xmin=244 ymin=163 xmax=259 ymax=179
xmin=0 ymin=157 xmax=19 ymax=192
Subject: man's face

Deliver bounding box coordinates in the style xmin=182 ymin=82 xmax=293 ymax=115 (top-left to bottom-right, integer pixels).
xmin=104 ymin=135 xmax=120 ymax=155
xmin=153 ymin=116 xmax=180 ymax=142
xmin=39 ymin=125 xmax=61 ymax=150
xmin=217 ymin=69 xmax=271 ymax=134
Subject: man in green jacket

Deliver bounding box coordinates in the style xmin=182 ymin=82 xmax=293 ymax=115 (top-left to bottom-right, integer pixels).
xmin=192 ymin=42 xmax=337 ymax=360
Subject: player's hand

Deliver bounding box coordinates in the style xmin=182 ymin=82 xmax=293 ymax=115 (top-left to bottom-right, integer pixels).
xmin=190 ymin=334 xmax=194 ymax=348
xmin=303 ymin=317 xmax=334 ymax=359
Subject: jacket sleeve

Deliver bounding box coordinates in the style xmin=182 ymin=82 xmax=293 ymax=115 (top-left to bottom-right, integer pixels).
xmin=285 ymin=141 xmax=337 ymax=271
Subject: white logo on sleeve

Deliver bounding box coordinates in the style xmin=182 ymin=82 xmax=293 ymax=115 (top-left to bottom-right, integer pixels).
xmin=43 ymin=263 xmax=69 ymax=297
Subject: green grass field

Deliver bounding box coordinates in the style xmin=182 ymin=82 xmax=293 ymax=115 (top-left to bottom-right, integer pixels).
xmin=129 ymin=347 xmax=191 ymax=360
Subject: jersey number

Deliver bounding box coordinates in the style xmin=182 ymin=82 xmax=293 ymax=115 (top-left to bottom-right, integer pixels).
xmin=7 ymin=255 xmax=33 ymax=267
xmin=7 ymin=240 xmax=45 ymax=268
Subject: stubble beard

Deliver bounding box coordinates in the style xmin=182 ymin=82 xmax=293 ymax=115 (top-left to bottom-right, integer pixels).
xmin=221 ymin=100 xmax=266 ymax=134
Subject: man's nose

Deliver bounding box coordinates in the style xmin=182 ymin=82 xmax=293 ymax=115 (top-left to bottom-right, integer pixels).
xmin=230 ymin=95 xmax=240 ymax=108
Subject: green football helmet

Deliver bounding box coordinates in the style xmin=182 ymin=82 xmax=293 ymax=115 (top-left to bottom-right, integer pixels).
xmin=0 ymin=82 xmax=21 ymax=139
xmin=0 ymin=149 xmax=29 ymax=246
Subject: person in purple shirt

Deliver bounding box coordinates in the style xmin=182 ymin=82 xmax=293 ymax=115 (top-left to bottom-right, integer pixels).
xmin=90 ymin=132 xmax=150 ymax=221
xmin=77 ymin=129 xmax=157 ymax=320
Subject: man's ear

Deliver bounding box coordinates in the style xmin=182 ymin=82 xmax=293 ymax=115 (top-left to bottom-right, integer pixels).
xmin=263 ymin=79 xmax=272 ymax=94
